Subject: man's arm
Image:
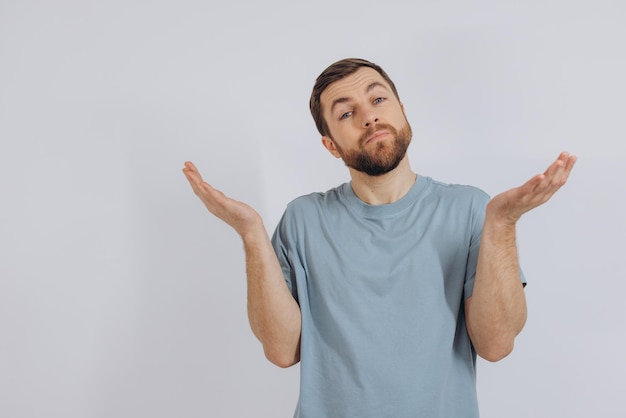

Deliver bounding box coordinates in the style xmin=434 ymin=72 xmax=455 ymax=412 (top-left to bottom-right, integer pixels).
xmin=183 ymin=162 xmax=302 ymax=368
xmin=466 ymin=152 xmax=577 ymax=362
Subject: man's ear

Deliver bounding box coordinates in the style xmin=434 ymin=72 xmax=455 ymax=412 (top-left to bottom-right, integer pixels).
xmin=322 ymin=136 xmax=341 ymax=158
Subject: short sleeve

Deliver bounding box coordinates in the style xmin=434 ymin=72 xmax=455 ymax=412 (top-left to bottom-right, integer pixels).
xmin=463 ymin=190 xmax=527 ymax=300
xmin=270 ymin=209 xmax=299 ymax=302
xmin=463 ymin=191 xmax=488 ymax=301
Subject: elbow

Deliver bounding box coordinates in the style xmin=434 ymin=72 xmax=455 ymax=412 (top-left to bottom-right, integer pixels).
xmin=265 ymin=352 xmax=300 ymax=368
xmin=268 ymin=356 xmax=299 ymax=369
xmin=475 ymin=339 xmax=514 ymax=363
xmin=263 ymin=344 xmax=300 ymax=368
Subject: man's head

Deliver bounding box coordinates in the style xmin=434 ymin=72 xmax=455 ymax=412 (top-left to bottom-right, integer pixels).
xmin=310 ymin=58 xmax=412 ymax=177
xmin=310 ymin=58 xmax=401 ymax=138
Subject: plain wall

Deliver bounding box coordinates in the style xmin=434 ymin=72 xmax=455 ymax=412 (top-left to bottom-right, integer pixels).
xmin=1 ymin=1 xmax=624 ymax=417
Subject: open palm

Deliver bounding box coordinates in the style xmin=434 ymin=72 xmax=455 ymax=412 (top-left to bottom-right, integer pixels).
xmin=182 ymin=161 xmax=262 ymax=237
xmin=488 ymin=152 xmax=577 ymax=224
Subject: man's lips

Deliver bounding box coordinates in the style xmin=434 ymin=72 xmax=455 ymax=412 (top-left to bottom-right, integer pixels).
xmin=365 ymin=130 xmax=390 ymax=144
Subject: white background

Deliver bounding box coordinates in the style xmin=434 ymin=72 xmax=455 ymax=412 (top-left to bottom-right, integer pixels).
xmin=1 ymin=1 xmax=624 ymax=417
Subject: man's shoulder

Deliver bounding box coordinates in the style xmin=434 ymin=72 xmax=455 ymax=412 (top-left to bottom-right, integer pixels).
xmin=423 ymin=176 xmax=491 ymax=202
xmin=274 ymin=183 xmax=348 ymax=235
xmin=286 ymin=183 xmax=348 ymax=211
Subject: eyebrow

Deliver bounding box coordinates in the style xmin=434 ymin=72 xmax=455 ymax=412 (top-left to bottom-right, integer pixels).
xmin=329 ymin=81 xmax=389 ymax=115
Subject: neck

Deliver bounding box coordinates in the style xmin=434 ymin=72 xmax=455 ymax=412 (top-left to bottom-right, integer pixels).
xmin=348 ymin=156 xmax=417 ymax=205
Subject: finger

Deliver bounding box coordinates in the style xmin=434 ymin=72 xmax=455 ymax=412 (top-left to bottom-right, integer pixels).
xmin=557 ymin=151 xmax=570 ymax=163
xmin=552 ymin=151 xmax=577 ymax=174
xmin=563 ymin=154 xmax=577 ymax=174
xmin=543 ymin=153 xmax=567 ymax=177
xmin=182 ymin=170 xmax=203 ymax=195
xmin=520 ymin=167 xmax=563 ymax=202
xmin=539 ymin=152 xmax=569 ymax=183
xmin=182 ymin=161 xmax=201 ymax=179
xmin=182 ymin=161 xmax=210 ymax=191
xmin=185 ymin=170 xmax=226 ymax=205
xmin=545 ymin=152 xmax=577 ymax=188
xmin=553 ymin=155 xmax=576 ymax=186
xmin=518 ymin=173 xmax=545 ymax=195
xmin=526 ymin=154 xmax=574 ymax=205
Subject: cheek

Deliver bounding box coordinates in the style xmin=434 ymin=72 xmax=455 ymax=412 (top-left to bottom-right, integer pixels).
xmin=393 ymin=109 xmax=408 ymax=125
xmin=327 ymin=124 xmax=353 ymax=143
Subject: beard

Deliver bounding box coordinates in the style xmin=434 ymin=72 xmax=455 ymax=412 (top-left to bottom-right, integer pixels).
xmin=333 ymin=122 xmax=413 ymax=176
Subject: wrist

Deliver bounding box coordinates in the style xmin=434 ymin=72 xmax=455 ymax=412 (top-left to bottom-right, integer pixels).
xmin=485 ymin=200 xmax=520 ymax=228
xmin=240 ymin=220 xmax=268 ymax=244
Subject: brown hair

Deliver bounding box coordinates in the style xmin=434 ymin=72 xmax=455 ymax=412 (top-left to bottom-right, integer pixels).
xmin=309 ymin=58 xmax=401 ymax=137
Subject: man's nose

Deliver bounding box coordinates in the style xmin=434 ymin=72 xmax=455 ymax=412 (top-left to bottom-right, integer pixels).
xmin=363 ymin=111 xmax=379 ymax=128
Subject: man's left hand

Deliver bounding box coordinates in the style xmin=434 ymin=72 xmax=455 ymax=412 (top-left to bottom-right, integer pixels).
xmin=487 ymin=151 xmax=577 ymax=226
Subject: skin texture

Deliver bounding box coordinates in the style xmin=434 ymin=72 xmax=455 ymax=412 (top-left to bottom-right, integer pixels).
xmin=183 ymin=66 xmax=576 ymax=365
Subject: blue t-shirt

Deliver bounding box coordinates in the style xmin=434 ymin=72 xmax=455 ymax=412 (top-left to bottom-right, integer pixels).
xmin=271 ymin=176 xmax=496 ymax=418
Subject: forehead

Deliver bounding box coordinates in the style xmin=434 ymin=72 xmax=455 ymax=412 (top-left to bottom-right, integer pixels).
xmin=320 ymin=67 xmax=391 ymax=109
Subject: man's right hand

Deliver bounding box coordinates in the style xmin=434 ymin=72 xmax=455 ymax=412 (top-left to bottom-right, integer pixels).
xmin=182 ymin=161 xmax=263 ymax=238
xmin=183 ymin=161 xmax=302 ymax=368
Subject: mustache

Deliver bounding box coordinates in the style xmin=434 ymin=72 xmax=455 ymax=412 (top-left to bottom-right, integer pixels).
xmin=359 ymin=123 xmax=398 ymax=146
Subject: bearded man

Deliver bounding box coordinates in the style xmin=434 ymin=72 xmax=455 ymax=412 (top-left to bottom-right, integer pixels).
xmin=183 ymin=58 xmax=576 ymax=418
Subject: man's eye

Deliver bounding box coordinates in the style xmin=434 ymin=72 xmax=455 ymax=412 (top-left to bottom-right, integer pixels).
xmin=373 ymin=97 xmax=385 ymax=104
xmin=340 ymin=111 xmax=353 ymax=120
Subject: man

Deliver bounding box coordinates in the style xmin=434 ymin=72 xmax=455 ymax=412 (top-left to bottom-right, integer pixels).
xmin=183 ymin=58 xmax=576 ymax=417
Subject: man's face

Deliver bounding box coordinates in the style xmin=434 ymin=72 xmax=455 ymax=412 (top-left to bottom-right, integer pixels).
xmin=320 ymin=67 xmax=412 ymax=176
